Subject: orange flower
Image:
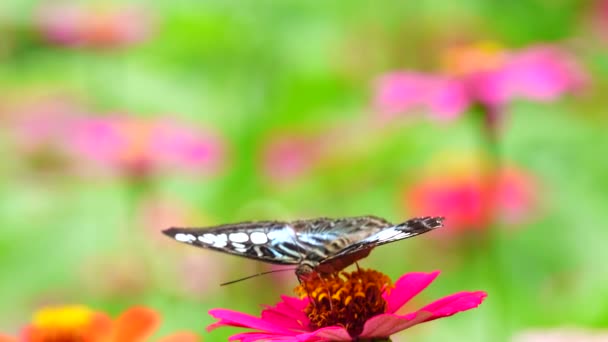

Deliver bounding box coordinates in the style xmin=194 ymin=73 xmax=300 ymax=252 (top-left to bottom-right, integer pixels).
xmin=1 ymin=305 xmax=199 ymax=342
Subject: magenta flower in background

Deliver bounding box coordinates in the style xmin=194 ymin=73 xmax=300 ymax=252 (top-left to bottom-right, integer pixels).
xmin=404 ymin=161 xmax=539 ymax=235
xmin=374 ymin=43 xmax=586 ymax=121
xmin=2 ymin=96 xmax=88 ymax=173
xmin=71 ymin=116 xmax=225 ymax=178
xmin=208 ymin=269 xmax=486 ymax=341
xmin=36 ymin=3 xmax=154 ymax=48
xmin=591 ymin=0 xmax=608 ymax=42
xmin=5 ymin=97 xmax=85 ymax=153
xmin=261 ymin=133 xmax=322 ymax=183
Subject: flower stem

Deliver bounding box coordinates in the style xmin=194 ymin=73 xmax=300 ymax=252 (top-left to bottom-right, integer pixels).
xmin=476 ymin=104 xmax=511 ymax=339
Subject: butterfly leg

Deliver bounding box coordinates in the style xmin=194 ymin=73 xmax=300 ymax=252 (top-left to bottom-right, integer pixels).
xmin=355 ymin=261 xmax=361 ymax=273
xmin=298 ymin=276 xmax=317 ymax=309
xmin=317 ymin=273 xmax=334 ymax=312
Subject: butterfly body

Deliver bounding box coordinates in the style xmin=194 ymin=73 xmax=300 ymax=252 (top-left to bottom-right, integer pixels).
xmin=163 ymin=215 xmax=443 ymax=280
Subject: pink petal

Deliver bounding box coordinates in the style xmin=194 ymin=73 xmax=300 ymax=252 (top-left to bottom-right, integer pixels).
xmin=465 ymin=69 xmax=512 ymax=106
xmin=280 ymin=295 xmax=309 ymax=313
xmin=359 ymin=311 xmax=433 ymax=338
xmin=229 ymin=332 xmax=298 ymax=342
xmin=152 ymin=122 xmax=225 ymax=173
xmin=261 ymin=296 xmax=309 ymax=331
xmin=384 ymin=271 xmax=440 ymax=313
xmin=261 ymin=310 xmax=308 ymax=331
xmin=207 ymin=309 xmax=295 ymax=335
xmin=263 ymin=296 xmax=308 ymax=319
xmin=360 ymin=291 xmax=486 ymax=338
xmin=295 ymin=326 xmax=353 ymax=341
xmin=374 ymin=72 xmax=433 ymax=118
xmin=374 ymin=72 xmax=468 ymax=121
xmin=504 ymin=46 xmax=586 ymax=101
xmin=427 ymin=79 xmax=470 ymax=120
xmin=404 ymin=291 xmax=487 ymax=321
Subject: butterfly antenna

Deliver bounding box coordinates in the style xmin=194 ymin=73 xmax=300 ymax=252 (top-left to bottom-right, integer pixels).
xmin=220 ymin=268 xmax=296 ymax=286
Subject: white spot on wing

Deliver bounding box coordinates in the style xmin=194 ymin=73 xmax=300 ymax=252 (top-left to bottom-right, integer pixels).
xmin=250 ymin=232 xmax=268 ymax=244
xmin=232 ymin=242 xmax=246 ymax=249
xmin=175 ymin=233 xmax=190 ymax=242
xmin=266 ymin=226 xmax=294 ymax=242
xmin=175 ymin=233 xmax=196 ymax=243
xmin=374 ymin=228 xmax=400 ymax=242
xmin=198 ymin=235 xmax=214 ymax=244
xmin=229 ymin=232 xmax=249 ymax=243
xmin=213 ymin=240 xmax=228 ymax=248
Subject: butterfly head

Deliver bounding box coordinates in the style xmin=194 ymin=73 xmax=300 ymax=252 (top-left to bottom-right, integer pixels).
xmin=295 ymin=261 xmax=316 ymax=281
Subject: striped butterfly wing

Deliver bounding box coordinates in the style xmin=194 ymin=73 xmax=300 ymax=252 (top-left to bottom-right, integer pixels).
xmin=318 ymin=216 xmax=444 ymax=270
xmin=291 ymin=215 xmax=394 ymax=264
xmin=163 ymin=216 xmax=444 ymax=275
xmin=163 ymin=220 xmax=305 ymax=265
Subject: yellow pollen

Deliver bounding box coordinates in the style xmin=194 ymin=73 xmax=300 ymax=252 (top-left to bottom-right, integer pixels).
xmin=33 ymin=306 xmax=94 ymax=329
xmin=32 ymin=305 xmax=96 ymax=342
xmin=294 ymin=268 xmax=393 ymax=337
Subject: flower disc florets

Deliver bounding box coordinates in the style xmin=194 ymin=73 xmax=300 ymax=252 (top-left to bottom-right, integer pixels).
xmin=295 ymin=268 xmax=393 ymax=336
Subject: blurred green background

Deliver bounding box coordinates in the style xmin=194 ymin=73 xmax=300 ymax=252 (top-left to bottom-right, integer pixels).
xmin=1 ymin=0 xmax=607 ymax=341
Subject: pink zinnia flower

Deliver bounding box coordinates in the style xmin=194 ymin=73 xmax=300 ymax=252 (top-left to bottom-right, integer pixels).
xmin=6 ymin=97 xmax=85 ymax=154
xmin=2 ymin=96 xmax=89 ymax=173
xmin=374 ymin=43 xmax=586 ymax=121
xmin=70 ymin=116 xmax=225 ymax=178
xmin=208 ymin=269 xmax=486 ymax=341
xmin=590 ymin=0 xmax=608 ymax=42
xmin=36 ymin=3 xmax=153 ymax=49
xmin=404 ymin=163 xmax=539 ymax=234
xmin=261 ymin=133 xmax=322 ymax=182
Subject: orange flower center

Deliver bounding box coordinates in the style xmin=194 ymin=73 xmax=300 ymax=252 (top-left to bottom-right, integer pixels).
xmin=294 ymin=268 xmax=393 ymax=337
xmin=440 ymin=41 xmax=507 ymax=76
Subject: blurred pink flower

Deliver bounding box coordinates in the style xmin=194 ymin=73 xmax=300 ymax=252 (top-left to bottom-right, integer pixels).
xmin=261 ymin=133 xmax=322 ymax=182
xmin=590 ymin=0 xmax=608 ymax=42
xmin=374 ymin=43 xmax=586 ymax=121
xmin=208 ymin=270 xmax=486 ymax=341
xmin=404 ymin=164 xmax=538 ymax=234
xmin=71 ymin=116 xmax=225 ymax=178
xmin=36 ymin=3 xmax=153 ymax=48
xmin=6 ymin=98 xmax=85 ymax=153
xmin=2 ymin=96 xmax=88 ymax=173
xmin=513 ymin=328 xmax=608 ymax=342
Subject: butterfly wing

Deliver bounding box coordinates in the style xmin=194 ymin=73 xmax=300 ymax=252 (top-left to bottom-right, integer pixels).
xmin=291 ymin=216 xmax=394 ymax=264
xmin=162 ymin=220 xmax=305 ymax=265
xmin=319 ymin=216 xmax=444 ymax=269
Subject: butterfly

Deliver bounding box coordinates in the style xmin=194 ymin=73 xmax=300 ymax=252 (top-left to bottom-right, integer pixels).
xmin=163 ymin=215 xmax=444 ymax=280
